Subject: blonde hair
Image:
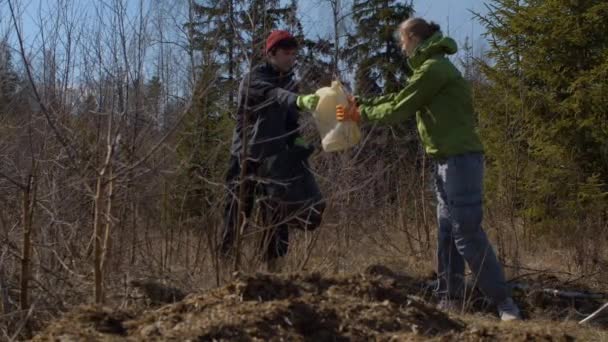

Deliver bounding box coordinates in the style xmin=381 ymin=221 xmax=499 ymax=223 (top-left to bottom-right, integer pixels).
xmin=399 ymin=18 xmax=441 ymax=40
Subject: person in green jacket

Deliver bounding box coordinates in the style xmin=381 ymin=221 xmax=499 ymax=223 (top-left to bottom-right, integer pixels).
xmin=337 ymin=18 xmax=521 ymax=321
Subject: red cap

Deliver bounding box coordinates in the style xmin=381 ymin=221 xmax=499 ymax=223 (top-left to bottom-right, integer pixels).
xmin=265 ymin=30 xmax=297 ymax=54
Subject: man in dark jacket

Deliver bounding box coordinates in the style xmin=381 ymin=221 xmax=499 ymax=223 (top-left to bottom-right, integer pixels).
xmin=221 ymin=30 xmax=325 ymax=272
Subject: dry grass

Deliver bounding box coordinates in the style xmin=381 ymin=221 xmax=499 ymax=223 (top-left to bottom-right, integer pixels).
xmin=3 ymin=155 xmax=608 ymax=340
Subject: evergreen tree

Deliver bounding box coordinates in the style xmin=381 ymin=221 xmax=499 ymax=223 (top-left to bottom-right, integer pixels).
xmin=190 ymin=0 xmax=241 ymax=107
xmin=344 ymin=0 xmax=414 ymax=96
xmin=297 ymin=38 xmax=334 ymax=92
xmin=144 ymin=75 xmax=163 ymax=127
xmin=0 ymin=40 xmax=19 ymax=115
xmin=475 ymin=0 xmax=608 ymax=247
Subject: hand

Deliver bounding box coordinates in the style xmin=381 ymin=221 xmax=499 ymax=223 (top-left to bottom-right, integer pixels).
xmin=336 ymin=100 xmax=361 ymax=123
xmin=296 ymin=94 xmax=320 ymax=112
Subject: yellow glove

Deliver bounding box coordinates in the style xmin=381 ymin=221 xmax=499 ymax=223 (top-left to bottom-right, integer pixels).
xmin=296 ymin=94 xmax=320 ymax=112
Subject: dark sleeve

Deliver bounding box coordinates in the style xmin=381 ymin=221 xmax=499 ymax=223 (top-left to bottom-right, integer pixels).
xmin=285 ymin=81 xmax=302 ymax=146
xmin=265 ymin=84 xmax=299 ymax=111
xmin=285 ymin=107 xmax=301 ymax=147
xmin=240 ymin=75 xmax=298 ymax=113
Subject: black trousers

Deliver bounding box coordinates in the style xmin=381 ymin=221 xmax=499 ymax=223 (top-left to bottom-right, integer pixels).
xmin=221 ymin=155 xmax=289 ymax=261
xmin=221 ymin=147 xmax=324 ymax=261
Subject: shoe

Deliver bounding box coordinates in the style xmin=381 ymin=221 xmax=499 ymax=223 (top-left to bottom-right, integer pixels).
xmin=497 ymin=297 xmax=522 ymax=321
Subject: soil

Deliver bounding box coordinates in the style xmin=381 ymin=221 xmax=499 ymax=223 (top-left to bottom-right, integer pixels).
xmin=31 ymin=265 xmax=608 ymax=341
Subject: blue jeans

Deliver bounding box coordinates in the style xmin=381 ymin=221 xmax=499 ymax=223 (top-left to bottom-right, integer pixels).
xmin=435 ymin=152 xmax=509 ymax=303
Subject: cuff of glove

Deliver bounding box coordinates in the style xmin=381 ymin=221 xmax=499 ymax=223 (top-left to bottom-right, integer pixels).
xmin=297 ymin=95 xmax=319 ymax=112
xmin=358 ymin=105 xmax=368 ymax=122
xmin=293 ymin=136 xmax=308 ymax=147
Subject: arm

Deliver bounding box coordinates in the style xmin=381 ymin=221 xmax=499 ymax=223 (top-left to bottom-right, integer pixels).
xmin=243 ymin=77 xmax=299 ymax=112
xmin=240 ymin=75 xmax=310 ymax=147
xmin=244 ymin=78 xmax=318 ymax=113
xmin=357 ymin=92 xmax=398 ymax=107
xmin=360 ymin=60 xmax=448 ymax=124
xmin=266 ymin=85 xmax=299 ymax=110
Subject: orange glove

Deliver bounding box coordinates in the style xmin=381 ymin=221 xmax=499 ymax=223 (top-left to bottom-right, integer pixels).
xmin=336 ymin=96 xmax=361 ymax=123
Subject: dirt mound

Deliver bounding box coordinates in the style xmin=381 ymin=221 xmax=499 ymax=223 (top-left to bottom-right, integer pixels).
xmin=32 ymin=267 xmax=606 ymax=341
xmin=31 ymin=305 xmax=135 ymax=340
xmin=33 ymin=269 xmax=462 ymax=341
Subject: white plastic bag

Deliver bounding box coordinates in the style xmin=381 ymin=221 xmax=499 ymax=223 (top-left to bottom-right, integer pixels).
xmin=313 ymin=81 xmax=361 ymax=152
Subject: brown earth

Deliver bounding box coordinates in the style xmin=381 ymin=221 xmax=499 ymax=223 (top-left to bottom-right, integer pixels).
xmin=31 ymin=265 xmax=608 ymax=341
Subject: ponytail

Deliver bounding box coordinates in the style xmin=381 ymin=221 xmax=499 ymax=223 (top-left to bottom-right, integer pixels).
xmin=400 ymin=18 xmax=442 ymax=41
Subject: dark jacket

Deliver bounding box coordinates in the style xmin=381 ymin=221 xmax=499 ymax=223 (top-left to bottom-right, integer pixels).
xmin=230 ymin=62 xmax=302 ymax=161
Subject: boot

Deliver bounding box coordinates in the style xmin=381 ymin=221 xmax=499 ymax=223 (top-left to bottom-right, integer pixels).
xmin=497 ymin=297 xmax=522 ymax=321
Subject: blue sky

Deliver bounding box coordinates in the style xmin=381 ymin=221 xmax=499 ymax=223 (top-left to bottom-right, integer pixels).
xmin=13 ymin=0 xmax=490 ymax=52
xmin=6 ymin=0 xmax=491 ymax=86
xmin=412 ymin=0 xmax=489 ymax=50
xmin=299 ymin=0 xmax=490 ymax=52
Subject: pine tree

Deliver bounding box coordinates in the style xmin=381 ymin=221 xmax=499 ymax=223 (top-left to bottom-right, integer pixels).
xmin=475 ymin=0 xmax=608 ymax=251
xmin=297 ymin=38 xmax=334 ymax=92
xmin=344 ymin=0 xmax=414 ymax=96
xmin=144 ymin=75 xmax=163 ymax=127
xmin=0 ymin=40 xmax=19 ymax=115
xmin=190 ymin=0 xmax=241 ymax=107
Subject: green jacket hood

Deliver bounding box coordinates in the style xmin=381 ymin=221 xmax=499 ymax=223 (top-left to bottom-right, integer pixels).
xmin=408 ymin=32 xmax=458 ymax=69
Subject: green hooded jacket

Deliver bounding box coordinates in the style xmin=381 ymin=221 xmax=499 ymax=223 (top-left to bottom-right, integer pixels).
xmin=359 ymin=32 xmax=484 ymax=159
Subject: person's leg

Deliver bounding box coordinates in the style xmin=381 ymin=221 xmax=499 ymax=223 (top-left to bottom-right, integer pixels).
xmin=221 ymin=156 xmax=256 ymax=257
xmin=440 ymin=153 xmax=510 ymax=303
xmin=266 ymin=224 xmax=289 ymax=260
xmin=435 ymin=162 xmax=465 ymax=301
xmin=258 ymin=202 xmax=290 ymax=272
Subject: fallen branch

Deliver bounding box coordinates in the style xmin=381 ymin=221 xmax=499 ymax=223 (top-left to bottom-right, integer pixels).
xmin=423 ymin=279 xmax=608 ymax=301
xmin=512 ymin=283 xmax=607 ymax=300
xmin=579 ymin=302 xmax=608 ymax=325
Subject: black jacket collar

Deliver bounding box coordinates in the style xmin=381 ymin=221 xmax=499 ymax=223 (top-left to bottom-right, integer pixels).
xmin=253 ymin=62 xmax=295 ymax=82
